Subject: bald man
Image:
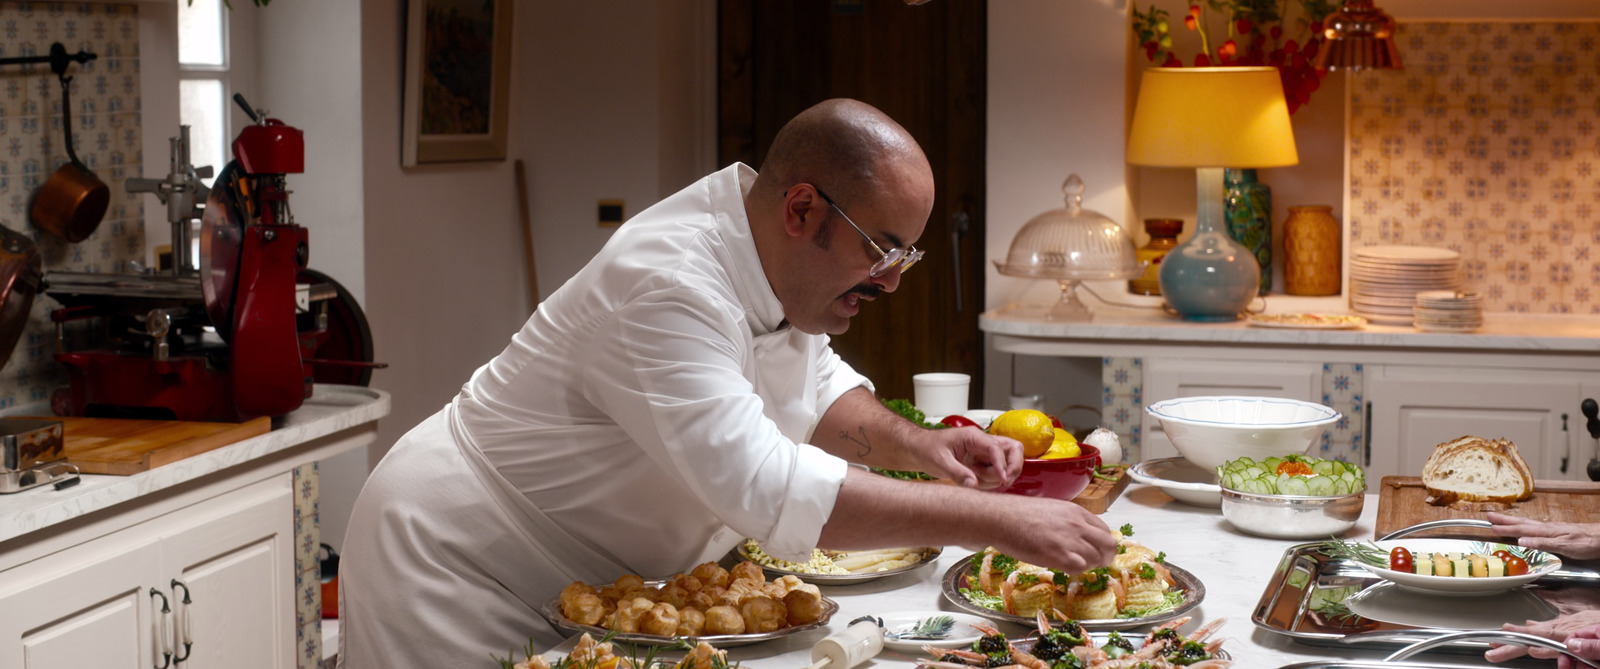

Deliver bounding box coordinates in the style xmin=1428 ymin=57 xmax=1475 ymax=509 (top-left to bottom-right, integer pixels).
xmin=338 ymin=99 xmax=1115 ymax=667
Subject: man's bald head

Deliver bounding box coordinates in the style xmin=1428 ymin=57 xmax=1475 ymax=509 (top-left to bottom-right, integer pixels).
xmin=752 ymin=99 xmax=931 ymax=206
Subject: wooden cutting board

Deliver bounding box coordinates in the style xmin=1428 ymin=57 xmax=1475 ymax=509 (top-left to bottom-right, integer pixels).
xmin=32 ymin=416 xmax=273 ymax=476
xmin=1073 ymin=465 xmax=1132 ymax=514
xmin=1374 ymin=475 xmax=1600 ymax=539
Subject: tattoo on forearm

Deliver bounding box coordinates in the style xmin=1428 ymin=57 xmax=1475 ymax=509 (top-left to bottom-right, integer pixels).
xmin=839 ymin=426 xmax=872 ymax=457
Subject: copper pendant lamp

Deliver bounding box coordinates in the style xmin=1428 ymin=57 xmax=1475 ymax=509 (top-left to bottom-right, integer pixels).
xmin=1313 ymin=0 xmax=1403 ymax=71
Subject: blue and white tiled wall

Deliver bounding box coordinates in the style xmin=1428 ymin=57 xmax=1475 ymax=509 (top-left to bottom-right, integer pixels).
xmin=1349 ymin=21 xmax=1600 ymax=313
xmin=293 ymin=462 xmax=324 ymax=669
xmin=0 ymin=2 xmax=146 ymax=406
xmin=1103 ymin=357 xmax=1367 ymax=464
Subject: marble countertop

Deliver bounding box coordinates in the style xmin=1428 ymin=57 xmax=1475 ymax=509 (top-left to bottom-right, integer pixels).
xmin=0 ymin=384 xmax=390 ymax=543
xmin=982 ymin=305 xmax=1600 ymax=353
xmin=545 ymin=485 xmax=1558 ymax=668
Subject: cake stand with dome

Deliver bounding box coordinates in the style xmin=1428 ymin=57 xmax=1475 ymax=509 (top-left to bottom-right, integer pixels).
xmin=993 ymin=175 xmax=1143 ymax=321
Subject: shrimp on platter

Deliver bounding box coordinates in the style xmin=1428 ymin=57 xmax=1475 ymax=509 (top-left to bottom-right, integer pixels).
xmin=916 ymin=615 xmax=1231 ymax=669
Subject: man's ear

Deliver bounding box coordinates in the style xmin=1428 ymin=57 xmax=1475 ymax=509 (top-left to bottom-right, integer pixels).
xmin=783 ymin=186 xmax=819 ymax=239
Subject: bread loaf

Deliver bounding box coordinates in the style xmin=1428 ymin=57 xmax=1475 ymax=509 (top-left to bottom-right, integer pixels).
xmin=1421 ymin=436 xmax=1534 ymax=505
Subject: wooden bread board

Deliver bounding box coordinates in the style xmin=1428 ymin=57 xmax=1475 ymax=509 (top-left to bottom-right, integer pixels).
xmin=1072 ymin=465 xmax=1132 ymax=514
xmin=1375 ymin=475 xmax=1600 ymax=539
xmin=32 ymin=416 xmax=272 ymax=476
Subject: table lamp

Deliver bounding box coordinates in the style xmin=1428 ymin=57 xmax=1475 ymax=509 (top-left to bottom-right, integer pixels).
xmin=1126 ymin=67 xmax=1299 ymax=321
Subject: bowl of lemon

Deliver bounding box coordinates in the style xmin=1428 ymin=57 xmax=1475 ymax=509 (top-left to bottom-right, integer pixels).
xmin=986 ymin=409 xmax=1101 ymax=501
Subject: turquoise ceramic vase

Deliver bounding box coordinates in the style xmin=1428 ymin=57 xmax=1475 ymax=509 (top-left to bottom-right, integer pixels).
xmin=1224 ymin=168 xmax=1272 ymax=295
xmin=1158 ymin=167 xmax=1263 ymax=321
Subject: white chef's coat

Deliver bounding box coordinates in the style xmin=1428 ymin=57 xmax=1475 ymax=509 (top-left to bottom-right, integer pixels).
xmin=339 ymin=164 xmax=866 ymax=667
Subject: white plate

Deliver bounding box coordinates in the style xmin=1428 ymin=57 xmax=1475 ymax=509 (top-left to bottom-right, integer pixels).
xmin=1344 ymin=581 xmax=1558 ymax=630
xmin=1351 ymin=245 xmax=1461 ymax=262
xmin=1128 ymin=457 xmax=1222 ymax=506
xmin=1247 ymin=313 xmax=1368 ymax=330
xmin=877 ymin=611 xmax=993 ymax=651
xmin=1354 ymin=539 xmax=1562 ymax=596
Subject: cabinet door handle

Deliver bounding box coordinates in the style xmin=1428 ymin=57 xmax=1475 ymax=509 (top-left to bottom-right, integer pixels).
xmin=149 ymin=588 xmax=173 ymax=669
xmin=950 ymin=210 xmax=970 ymax=313
xmin=1363 ymin=401 xmax=1373 ymax=468
xmin=171 ymin=579 xmax=193 ymax=663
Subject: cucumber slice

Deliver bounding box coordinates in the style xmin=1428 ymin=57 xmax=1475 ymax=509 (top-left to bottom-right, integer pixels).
xmin=1312 ymin=460 xmax=1335 ymax=477
xmin=1280 ymin=476 xmax=1312 ymax=496
xmin=1307 ymin=476 xmax=1335 ymax=495
xmin=1264 ymin=457 xmax=1284 ymax=472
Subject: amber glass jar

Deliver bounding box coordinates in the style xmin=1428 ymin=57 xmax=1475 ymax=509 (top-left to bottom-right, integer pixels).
xmin=1128 ymin=218 xmax=1183 ymax=296
xmin=1283 ymin=205 xmax=1341 ymax=295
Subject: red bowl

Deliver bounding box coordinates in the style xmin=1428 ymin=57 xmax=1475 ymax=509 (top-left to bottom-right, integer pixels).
xmin=998 ymin=444 xmax=1101 ymax=501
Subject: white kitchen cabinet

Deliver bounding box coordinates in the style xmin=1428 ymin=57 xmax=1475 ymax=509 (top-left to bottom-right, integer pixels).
xmin=1366 ymin=365 xmax=1593 ymax=483
xmin=0 ymin=475 xmax=293 ymax=669
xmin=1140 ymin=358 xmax=1324 ymax=461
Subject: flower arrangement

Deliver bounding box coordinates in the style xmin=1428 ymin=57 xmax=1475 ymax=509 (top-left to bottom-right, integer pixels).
xmin=1132 ymin=0 xmax=1339 ymax=114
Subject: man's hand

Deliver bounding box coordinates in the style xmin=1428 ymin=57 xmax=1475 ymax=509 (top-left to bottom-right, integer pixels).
xmin=1488 ymin=512 xmax=1600 ymax=560
xmin=987 ymin=497 xmax=1118 ymax=575
xmin=913 ymin=426 xmax=1023 ymax=489
xmin=1485 ymin=612 xmax=1600 ymax=663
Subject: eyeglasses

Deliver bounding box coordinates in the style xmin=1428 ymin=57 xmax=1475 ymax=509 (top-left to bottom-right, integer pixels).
xmin=814 ymin=188 xmax=923 ymax=277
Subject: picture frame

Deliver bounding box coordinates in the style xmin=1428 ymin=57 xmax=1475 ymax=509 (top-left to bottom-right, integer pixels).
xmin=401 ymin=0 xmax=513 ymax=166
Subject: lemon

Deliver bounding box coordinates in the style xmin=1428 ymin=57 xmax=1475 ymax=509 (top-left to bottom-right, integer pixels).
xmin=1041 ymin=428 xmax=1082 ymax=459
xmin=988 ymin=409 xmax=1056 ymax=458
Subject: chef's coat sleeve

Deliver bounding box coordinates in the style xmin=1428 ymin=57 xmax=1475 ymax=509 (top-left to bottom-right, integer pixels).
xmin=581 ymin=290 xmax=848 ymax=558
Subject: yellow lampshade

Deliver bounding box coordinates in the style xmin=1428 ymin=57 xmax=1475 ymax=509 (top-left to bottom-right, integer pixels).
xmin=1126 ymin=67 xmax=1299 ymax=168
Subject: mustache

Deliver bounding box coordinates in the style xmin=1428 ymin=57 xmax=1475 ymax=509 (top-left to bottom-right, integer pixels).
xmin=840 ymin=284 xmax=882 ymax=300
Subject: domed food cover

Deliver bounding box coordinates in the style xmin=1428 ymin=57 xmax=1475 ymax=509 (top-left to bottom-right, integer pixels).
xmin=994 ymin=175 xmax=1142 ymax=320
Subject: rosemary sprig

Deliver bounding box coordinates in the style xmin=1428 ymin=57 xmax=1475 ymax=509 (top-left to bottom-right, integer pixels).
xmin=1319 ymin=538 xmax=1388 ymax=568
xmin=888 ymin=615 xmax=957 ymax=640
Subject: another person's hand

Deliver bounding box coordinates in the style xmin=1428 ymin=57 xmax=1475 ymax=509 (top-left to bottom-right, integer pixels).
xmin=915 ymin=427 xmax=1023 ymax=489
xmin=1485 ymin=613 xmax=1600 ymax=663
xmin=989 ymin=496 xmax=1118 ymax=575
xmin=1488 ymin=512 xmax=1600 ymax=560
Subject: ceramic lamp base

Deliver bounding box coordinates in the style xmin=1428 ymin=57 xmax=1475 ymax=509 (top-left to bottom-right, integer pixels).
xmin=1158 ymin=167 xmax=1263 ymax=321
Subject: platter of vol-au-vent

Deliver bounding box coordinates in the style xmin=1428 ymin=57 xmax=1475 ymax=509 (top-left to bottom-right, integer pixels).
xmin=539 ymin=580 xmax=839 ymax=647
xmin=940 ymin=549 xmax=1205 ymax=631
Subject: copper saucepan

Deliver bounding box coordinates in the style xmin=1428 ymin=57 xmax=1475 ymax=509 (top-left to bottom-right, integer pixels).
xmin=30 ymin=44 xmax=107 ymax=244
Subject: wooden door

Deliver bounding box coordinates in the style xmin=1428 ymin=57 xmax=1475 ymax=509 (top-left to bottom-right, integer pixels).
xmin=718 ymin=0 xmax=987 ymax=405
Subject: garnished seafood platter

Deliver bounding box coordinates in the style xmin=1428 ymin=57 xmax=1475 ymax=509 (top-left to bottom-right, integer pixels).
xmin=918 ymin=610 xmax=1231 ymax=669
xmin=941 ymin=526 xmax=1204 ymax=630
xmin=541 ymin=560 xmax=838 ymax=647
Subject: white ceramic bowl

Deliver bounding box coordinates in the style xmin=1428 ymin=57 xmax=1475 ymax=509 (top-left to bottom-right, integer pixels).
xmin=1145 ymin=396 xmax=1341 ymax=471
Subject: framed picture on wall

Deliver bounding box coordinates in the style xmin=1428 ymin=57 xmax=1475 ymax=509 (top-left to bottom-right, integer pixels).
xmin=401 ymin=0 xmax=513 ymax=166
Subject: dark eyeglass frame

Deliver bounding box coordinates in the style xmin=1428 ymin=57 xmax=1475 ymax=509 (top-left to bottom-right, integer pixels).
xmin=812 ymin=187 xmax=924 ymax=278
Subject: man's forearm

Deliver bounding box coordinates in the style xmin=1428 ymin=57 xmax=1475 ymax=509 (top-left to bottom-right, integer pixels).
xmin=810 ymin=386 xmax=924 ymax=470
xmin=817 ymin=466 xmax=995 ymax=549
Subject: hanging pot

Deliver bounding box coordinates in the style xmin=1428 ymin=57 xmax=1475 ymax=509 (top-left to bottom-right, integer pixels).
xmin=30 ymin=50 xmax=108 ymax=244
xmin=0 ymin=227 xmax=42 ymax=369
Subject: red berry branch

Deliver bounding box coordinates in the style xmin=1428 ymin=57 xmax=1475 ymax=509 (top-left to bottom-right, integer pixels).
xmin=1132 ymin=0 xmax=1339 ymax=114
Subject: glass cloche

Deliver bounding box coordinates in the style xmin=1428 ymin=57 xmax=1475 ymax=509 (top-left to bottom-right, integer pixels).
xmin=993 ymin=175 xmax=1143 ymax=321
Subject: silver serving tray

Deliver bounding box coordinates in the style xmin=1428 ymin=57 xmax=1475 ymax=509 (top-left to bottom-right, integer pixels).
xmin=538 ymin=590 xmax=838 ymax=648
xmin=1251 ymin=541 xmax=1599 ymax=655
xmin=939 ymin=552 xmax=1206 ymax=631
xmin=735 ymin=544 xmax=943 ymax=585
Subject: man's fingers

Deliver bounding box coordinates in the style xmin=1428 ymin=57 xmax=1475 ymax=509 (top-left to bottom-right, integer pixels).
xmin=1485 ymin=643 xmax=1530 ymax=661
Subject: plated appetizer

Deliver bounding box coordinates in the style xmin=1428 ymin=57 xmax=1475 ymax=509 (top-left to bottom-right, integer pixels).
xmin=1217 ymin=454 xmax=1365 ymax=496
xmin=498 ymin=633 xmax=734 ymax=669
xmin=952 ymin=526 xmax=1193 ymax=625
xmin=1324 ymin=538 xmax=1561 ymax=596
xmin=738 ymin=539 xmax=938 ymax=582
xmin=920 ymin=610 xmax=1230 ymax=669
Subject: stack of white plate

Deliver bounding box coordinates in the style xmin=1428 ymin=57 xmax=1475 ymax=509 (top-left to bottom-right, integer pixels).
xmin=1349 ymin=245 xmax=1462 ymax=325
xmin=1413 ymin=290 xmax=1484 ymax=332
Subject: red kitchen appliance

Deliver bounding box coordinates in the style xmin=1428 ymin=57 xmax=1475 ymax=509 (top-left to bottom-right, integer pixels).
xmin=43 ymin=95 xmax=379 ymax=423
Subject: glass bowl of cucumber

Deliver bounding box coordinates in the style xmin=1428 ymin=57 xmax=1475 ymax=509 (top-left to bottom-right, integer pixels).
xmin=1216 ymin=455 xmax=1366 ymax=539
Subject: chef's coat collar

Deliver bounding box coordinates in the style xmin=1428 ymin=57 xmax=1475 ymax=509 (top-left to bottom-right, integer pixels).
xmin=717 ymin=163 xmax=789 ymax=337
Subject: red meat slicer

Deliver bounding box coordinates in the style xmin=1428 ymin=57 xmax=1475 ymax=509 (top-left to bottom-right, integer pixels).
xmin=44 ymin=94 xmax=379 ymax=423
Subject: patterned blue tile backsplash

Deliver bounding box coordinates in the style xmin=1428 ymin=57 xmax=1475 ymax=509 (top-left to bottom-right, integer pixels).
xmin=0 ymin=1 xmax=144 ymax=406
xmin=1350 ymin=21 xmax=1600 ymax=314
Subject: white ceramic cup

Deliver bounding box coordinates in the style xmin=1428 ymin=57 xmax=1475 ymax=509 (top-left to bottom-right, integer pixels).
xmin=913 ymin=372 xmax=971 ymax=419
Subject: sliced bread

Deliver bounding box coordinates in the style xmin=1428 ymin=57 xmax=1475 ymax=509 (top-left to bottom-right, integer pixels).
xmin=1421 ymin=435 xmax=1535 ymax=505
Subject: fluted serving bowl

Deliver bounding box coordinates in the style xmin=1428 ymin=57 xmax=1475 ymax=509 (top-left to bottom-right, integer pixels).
xmin=1145 ymin=396 xmax=1341 ymax=472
